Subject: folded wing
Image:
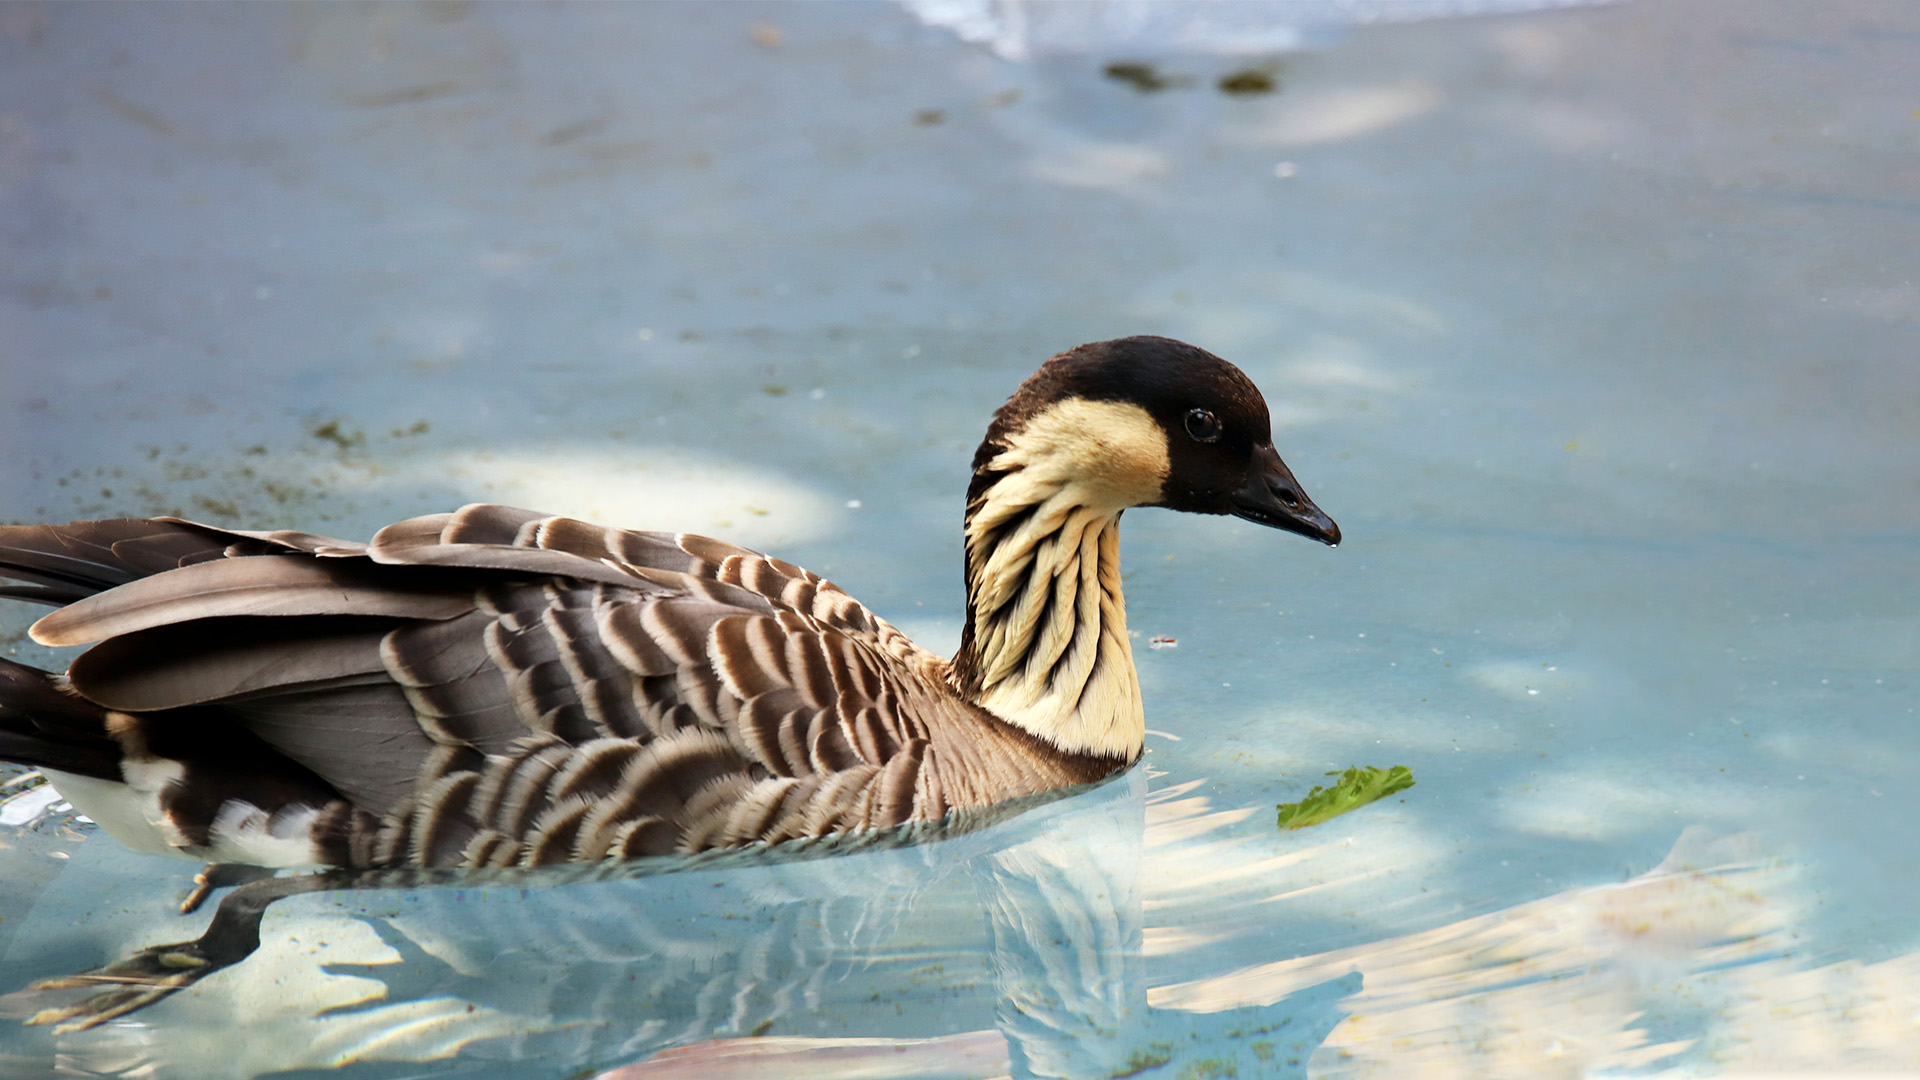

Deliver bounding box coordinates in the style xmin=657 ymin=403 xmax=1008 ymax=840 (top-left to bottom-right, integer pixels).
xmin=0 ymin=504 xmax=969 ymax=868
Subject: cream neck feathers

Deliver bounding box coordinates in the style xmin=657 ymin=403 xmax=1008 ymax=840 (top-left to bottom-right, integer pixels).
xmin=952 ymin=398 xmax=1172 ymax=760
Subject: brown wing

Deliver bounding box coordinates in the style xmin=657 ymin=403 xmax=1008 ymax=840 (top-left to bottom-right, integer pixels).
xmin=355 ymin=506 xmax=973 ymax=863
xmin=2 ymin=505 xmax=977 ymax=868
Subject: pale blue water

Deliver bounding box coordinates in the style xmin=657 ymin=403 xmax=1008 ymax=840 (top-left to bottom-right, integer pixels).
xmin=1 ymin=2 xmax=1916 ymax=1076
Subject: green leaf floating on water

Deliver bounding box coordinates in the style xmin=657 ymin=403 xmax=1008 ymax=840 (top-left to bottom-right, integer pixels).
xmin=1276 ymin=765 xmax=1416 ymax=830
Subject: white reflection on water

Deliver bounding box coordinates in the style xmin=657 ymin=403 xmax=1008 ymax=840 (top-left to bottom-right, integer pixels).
xmin=900 ymin=0 xmax=1610 ymax=61
xmin=1220 ymin=80 xmax=1444 ymax=147
xmin=360 ymin=446 xmax=845 ymax=549
xmin=1155 ymin=827 xmax=1920 ymax=1076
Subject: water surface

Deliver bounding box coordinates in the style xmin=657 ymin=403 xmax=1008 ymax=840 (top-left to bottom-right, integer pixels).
xmin=1 ymin=1 xmax=1916 ymax=1075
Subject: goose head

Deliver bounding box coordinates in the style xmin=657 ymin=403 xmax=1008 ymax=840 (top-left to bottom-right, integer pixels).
xmin=955 ymin=336 xmax=1338 ymax=760
xmin=966 ymin=335 xmax=1339 ymax=544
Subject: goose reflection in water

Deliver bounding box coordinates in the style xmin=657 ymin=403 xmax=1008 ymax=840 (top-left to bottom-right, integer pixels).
xmin=3 ymin=760 xmax=1859 ymax=1077
xmin=1 ymin=767 xmax=1354 ymax=1079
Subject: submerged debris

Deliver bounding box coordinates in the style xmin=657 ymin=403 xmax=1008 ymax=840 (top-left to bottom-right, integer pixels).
xmin=1218 ymin=66 xmax=1281 ymax=96
xmin=1276 ymin=765 xmax=1415 ymax=830
xmin=309 ymin=419 xmax=365 ymax=450
xmin=1113 ymin=1042 xmax=1175 ymax=1077
xmin=1104 ymin=61 xmax=1192 ymax=93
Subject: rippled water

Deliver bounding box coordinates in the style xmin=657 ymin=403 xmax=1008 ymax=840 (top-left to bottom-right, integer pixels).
xmin=2 ymin=1 xmax=1916 ymax=1076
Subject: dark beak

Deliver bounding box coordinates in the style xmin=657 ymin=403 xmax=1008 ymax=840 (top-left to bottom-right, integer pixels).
xmin=1229 ymin=442 xmax=1341 ymax=546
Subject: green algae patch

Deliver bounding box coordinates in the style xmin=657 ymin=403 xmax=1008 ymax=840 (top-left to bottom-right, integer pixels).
xmin=1276 ymin=766 xmax=1415 ymax=830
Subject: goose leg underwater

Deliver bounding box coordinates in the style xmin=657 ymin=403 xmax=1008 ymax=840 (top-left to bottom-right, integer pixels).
xmin=0 ymin=335 xmax=1338 ymax=1030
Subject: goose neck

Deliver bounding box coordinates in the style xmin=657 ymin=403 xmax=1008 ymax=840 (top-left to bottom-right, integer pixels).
xmin=952 ymin=475 xmax=1144 ymax=761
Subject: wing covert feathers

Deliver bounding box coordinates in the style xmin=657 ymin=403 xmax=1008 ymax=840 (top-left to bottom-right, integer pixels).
xmin=0 ymin=505 xmax=1124 ymax=870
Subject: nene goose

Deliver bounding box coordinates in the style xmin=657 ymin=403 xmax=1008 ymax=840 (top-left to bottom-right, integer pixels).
xmin=0 ymin=336 xmax=1338 ymax=875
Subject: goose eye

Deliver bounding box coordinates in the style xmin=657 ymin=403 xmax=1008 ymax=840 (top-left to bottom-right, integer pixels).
xmin=1183 ymin=408 xmax=1221 ymax=443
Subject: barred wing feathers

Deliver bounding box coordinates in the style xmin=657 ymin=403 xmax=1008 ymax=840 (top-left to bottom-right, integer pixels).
xmin=4 ymin=505 xmax=1080 ymax=869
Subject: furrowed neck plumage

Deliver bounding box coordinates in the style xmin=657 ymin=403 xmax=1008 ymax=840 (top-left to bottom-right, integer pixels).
xmin=950 ymin=397 xmax=1171 ymax=761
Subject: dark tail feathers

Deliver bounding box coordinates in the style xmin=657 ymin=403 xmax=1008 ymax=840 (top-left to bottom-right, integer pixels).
xmin=0 ymin=657 xmax=120 ymax=780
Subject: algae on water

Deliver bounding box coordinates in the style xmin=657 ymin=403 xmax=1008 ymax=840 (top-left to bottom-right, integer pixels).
xmin=1276 ymin=765 xmax=1415 ymax=830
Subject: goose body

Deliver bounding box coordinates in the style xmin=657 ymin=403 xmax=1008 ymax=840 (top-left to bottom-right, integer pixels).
xmin=0 ymin=337 xmax=1338 ymax=872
